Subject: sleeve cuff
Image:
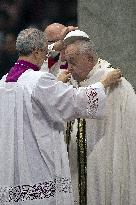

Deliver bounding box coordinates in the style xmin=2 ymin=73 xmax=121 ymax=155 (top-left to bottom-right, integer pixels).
xmin=91 ymin=82 xmax=106 ymax=119
xmin=91 ymin=82 xmax=106 ymax=93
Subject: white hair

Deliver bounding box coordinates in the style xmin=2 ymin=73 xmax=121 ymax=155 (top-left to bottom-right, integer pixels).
xmin=73 ymin=40 xmax=98 ymax=62
xmin=16 ymin=28 xmax=47 ymax=56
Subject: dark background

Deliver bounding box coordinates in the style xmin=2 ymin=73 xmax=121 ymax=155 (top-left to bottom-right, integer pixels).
xmin=0 ymin=0 xmax=77 ymax=79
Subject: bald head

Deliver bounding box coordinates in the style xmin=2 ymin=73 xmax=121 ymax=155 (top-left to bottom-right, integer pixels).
xmin=44 ymin=23 xmax=66 ymax=42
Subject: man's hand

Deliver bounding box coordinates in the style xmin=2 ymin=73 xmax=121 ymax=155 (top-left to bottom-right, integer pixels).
xmin=57 ymin=70 xmax=71 ymax=83
xmin=53 ymin=26 xmax=78 ymax=51
xmin=100 ymin=69 xmax=122 ymax=89
xmin=53 ymin=40 xmax=65 ymax=51
xmin=60 ymin=26 xmax=78 ymax=40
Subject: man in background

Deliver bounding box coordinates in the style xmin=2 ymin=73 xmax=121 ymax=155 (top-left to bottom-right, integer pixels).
xmin=41 ymin=23 xmax=77 ymax=75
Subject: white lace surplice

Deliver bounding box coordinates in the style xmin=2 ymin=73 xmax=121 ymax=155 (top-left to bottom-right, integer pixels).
xmin=0 ymin=70 xmax=106 ymax=205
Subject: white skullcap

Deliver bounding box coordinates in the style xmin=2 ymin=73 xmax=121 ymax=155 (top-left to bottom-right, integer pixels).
xmin=64 ymin=30 xmax=90 ymax=44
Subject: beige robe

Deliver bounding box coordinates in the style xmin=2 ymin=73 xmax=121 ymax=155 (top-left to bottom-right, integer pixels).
xmin=69 ymin=59 xmax=136 ymax=205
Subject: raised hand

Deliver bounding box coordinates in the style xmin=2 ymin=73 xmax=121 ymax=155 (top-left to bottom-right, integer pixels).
xmin=57 ymin=70 xmax=71 ymax=83
xmin=100 ymin=69 xmax=122 ymax=88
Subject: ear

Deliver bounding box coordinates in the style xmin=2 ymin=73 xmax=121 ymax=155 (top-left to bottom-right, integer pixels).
xmin=87 ymin=55 xmax=94 ymax=63
xmin=32 ymin=49 xmax=39 ymax=59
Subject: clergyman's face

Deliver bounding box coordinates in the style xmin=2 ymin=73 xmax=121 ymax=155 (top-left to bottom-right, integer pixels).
xmin=65 ymin=44 xmax=93 ymax=82
xmin=36 ymin=44 xmax=48 ymax=67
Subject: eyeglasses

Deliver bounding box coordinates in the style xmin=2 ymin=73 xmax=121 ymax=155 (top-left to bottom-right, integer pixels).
xmin=48 ymin=40 xmax=55 ymax=44
xmin=48 ymin=39 xmax=60 ymax=44
xmin=40 ymin=48 xmax=48 ymax=54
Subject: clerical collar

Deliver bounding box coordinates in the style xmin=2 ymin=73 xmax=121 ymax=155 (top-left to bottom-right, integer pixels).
xmin=6 ymin=60 xmax=39 ymax=82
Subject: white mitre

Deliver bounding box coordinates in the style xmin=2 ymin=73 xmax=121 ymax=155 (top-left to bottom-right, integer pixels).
xmin=64 ymin=29 xmax=90 ymax=44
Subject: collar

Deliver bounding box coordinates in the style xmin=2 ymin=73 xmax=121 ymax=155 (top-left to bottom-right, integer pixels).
xmin=6 ymin=60 xmax=39 ymax=82
xmin=84 ymin=58 xmax=111 ymax=81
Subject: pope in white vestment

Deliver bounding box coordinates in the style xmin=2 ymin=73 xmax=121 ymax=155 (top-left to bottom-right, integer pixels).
xmin=69 ymin=58 xmax=136 ymax=205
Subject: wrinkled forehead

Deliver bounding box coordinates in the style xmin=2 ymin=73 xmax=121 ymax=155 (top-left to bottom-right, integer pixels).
xmin=65 ymin=44 xmax=78 ymax=58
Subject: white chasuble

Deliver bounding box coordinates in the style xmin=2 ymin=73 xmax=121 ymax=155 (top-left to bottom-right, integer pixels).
xmin=0 ymin=69 xmax=106 ymax=205
xmin=69 ymin=59 xmax=136 ymax=205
